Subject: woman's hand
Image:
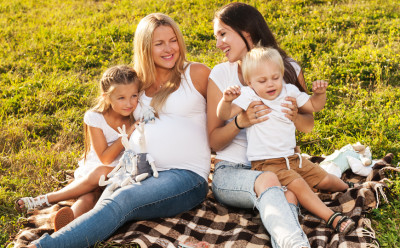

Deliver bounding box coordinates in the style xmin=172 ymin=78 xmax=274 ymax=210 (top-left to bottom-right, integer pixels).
xmin=236 ymin=100 xmax=271 ymax=128
xmin=281 ymin=96 xmax=298 ymax=123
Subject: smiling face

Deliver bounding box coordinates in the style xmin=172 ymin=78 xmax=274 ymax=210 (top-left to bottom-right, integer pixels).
xmin=107 ymin=83 xmax=139 ymax=117
xmin=247 ymin=60 xmax=283 ymax=100
xmin=213 ymin=19 xmax=252 ymax=63
xmin=152 ymin=25 xmax=180 ymax=70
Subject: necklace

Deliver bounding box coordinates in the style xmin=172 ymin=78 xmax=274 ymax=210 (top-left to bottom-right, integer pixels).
xmin=158 ymin=81 xmax=167 ymax=89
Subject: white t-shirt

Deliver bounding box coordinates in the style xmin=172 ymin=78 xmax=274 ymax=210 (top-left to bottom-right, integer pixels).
xmin=233 ymin=85 xmax=309 ymax=161
xmin=130 ymin=64 xmax=211 ymax=180
xmin=209 ymin=61 xmax=302 ymax=164
xmin=74 ymin=111 xmax=122 ymax=178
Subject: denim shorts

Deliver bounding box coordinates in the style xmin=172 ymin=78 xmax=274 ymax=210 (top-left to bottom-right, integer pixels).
xmin=212 ymin=161 xmax=263 ymax=209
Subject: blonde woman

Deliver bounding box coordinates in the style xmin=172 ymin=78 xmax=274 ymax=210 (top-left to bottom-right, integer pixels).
xmin=29 ymin=13 xmax=210 ymax=248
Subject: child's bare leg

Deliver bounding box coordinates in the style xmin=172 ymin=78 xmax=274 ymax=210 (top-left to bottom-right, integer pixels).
xmin=16 ymin=166 xmax=113 ymax=210
xmin=71 ymin=189 xmax=102 ymax=218
xmin=315 ymin=174 xmax=348 ymax=192
xmin=46 ymin=165 xmax=113 ymax=204
xmin=53 ymin=189 xmax=102 ymax=232
xmin=287 ymin=178 xmax=351 ymax=232
xmin=284 ymin=189 xmax=298 ymax=206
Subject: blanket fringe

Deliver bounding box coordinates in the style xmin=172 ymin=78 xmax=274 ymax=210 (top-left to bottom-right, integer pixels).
xmin=373 ymin=183 xmax=388 ymax=209
xmin=361 ymin=218 xmax=380 ymax=248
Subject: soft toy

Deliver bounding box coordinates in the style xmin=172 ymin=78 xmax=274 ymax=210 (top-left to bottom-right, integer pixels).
xmin=133 ymin=121 xmax=158 ymax=178
xmin=346 ymin=143 xmax=374 ymax=176
xmin=98 ymin=124 xmax=158 ymax=193
xmin=319 ymin=142 xmax=374 ymax=177
xmin=138 ymin=99 xmax=156 ymax=124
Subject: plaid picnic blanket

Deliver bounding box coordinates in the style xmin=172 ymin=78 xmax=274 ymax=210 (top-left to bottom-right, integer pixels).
xmin=10 ymin=154 xmax=399 ymax=248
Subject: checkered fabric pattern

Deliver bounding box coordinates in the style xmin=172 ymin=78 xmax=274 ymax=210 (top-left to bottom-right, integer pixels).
xmin=11 ymin=156 xmax=397 ymax=248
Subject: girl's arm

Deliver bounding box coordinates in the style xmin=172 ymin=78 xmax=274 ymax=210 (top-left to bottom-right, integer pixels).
xmin=207 ymin=79 xmax=270 ymax=151
xmin=88 ymin=124 xmax=135 ymax=165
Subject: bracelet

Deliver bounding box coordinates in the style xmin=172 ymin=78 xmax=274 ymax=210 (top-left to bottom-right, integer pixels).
xmin=234 ymin=115 xmax=244 ymax=130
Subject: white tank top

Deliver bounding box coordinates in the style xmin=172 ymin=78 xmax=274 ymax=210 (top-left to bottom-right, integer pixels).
xmin=131 ymin=64 xmax=211 ymax=180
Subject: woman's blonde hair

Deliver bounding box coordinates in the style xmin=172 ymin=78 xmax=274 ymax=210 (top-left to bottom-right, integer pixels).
xmin=242 ymin=47 xmax=284 ymax=84
xmin=133 ymin=13 xmax=187 ymax=115
xmin=84 ymin=65 xmax=139 ymax=159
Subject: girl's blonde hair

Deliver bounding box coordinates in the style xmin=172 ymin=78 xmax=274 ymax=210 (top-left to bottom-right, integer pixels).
xmin=242 ymin=47 xmax=284 ymax=84
xmin=84 ymin=65 xmax=139 ymax=159
xmin=133 ymin=13 xmax=187 ymax=115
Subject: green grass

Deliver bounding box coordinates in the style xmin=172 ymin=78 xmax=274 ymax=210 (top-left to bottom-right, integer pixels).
xmin=1 ymin=0 xmax=399 ymax=247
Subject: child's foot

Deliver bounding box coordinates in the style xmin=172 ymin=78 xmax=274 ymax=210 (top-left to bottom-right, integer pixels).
xmin=14 ymin=195 xmax=51 ymax=213
xmin=54 ymin=207 xmax=74 ymax=231
xmin=326 ymin=212 xmax=355 ymax=235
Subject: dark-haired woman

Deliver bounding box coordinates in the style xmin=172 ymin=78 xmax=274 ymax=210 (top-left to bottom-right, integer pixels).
xmin=207 ymin=3 xmax=313 ymax=247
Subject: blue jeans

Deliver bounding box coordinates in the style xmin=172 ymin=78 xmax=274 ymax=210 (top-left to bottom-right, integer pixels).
xmin=33 ymin=169 xmax=208 ymax=248
xmin=212 ymin=161 xmax=310 ymax=248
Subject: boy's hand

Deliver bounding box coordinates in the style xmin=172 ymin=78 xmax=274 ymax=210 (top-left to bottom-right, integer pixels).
xmin=222 ymin=85 xmax=241 ymax=102
xmin=312 ymin=80 xmax=328 ymax=94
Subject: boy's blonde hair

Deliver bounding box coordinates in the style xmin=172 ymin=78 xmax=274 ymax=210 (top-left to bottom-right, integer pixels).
xmin=133 ymin=13 xmax=187 ymax=115
xmin=84 ymin=65 xmax=139 ymax=159
xmin=242 ymin=47 xmax=284 ymax=84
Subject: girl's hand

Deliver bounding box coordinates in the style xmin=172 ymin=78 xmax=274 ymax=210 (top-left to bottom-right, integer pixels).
xmin=222 ymin=85 xmax=241 ymax=102
xmin=282 ymin=96 xmax=298 ymax=122
xmin=237 ymin=100 xmax=270 ymax=128
xmin=312 ymin=80 xmax=328 ymax=94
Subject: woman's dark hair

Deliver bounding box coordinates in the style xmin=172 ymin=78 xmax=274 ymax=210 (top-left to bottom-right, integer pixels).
xmin=215 ymin=2 xmax=306 ymax=92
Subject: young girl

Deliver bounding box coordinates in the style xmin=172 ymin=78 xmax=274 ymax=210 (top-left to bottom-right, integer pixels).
xmin=15 ymin=65 xmax=140 ymax=231
xmin=217 ymin=47 xmax=355 ymax=235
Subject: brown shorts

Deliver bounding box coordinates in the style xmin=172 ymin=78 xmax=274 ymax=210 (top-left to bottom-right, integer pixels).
xmin=252 ymin=154 xmax=328 ymax=188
